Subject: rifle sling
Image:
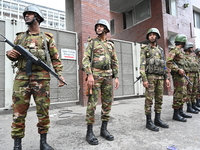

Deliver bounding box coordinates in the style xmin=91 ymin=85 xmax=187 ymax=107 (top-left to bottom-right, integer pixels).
xmin=97 ymin=40 xmax=111 ymax=60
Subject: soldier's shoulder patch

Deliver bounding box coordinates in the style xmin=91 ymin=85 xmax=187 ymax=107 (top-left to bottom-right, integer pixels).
xmin=107 ymin=40 xmax=114 ymax=49
xmin=16 ymin=32 xmax=25 ymax=36
xmin=141 ymin=44 xmax=147 ymax=49
xmin=44 ymin=32 xmax=54 ymax=38
xmin=169 ymin=46 xmax=176 ymax=51
xmin=87 ymin=36 xmax=93 ymax=42
xmin=108 ymin=40 xmax=114 ymax=44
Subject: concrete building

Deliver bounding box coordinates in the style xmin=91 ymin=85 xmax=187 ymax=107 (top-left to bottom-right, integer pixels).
xmin=0 ymin=0 xmax=66 ymax=30
xmin=65 ymin=0 xmax=200 ymax=105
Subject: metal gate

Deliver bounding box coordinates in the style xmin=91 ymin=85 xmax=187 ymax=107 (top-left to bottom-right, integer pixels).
xmin=0 ymin=19 xmax=78 ymax=109
xmin=113 ymin=39 xmax=144 ymax=98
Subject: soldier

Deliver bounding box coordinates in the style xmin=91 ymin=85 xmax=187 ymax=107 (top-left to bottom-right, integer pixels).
xmin=82 ymin=19 xmax=119 ymax=145
xmin=184 ymin=43 xmax=200 ymax=114
xmin=166 ymin=34 xmax=191 ymax=122
xmin=140 ymin=28 xmax=170 ymax=132
xmin=6 ymin=5 xmax=65 ymax=150
xmin=195 ymin=48 xmax=200 ymax=107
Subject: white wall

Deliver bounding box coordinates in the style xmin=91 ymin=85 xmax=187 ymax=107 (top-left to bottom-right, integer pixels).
xmin=194 ymin=28 xmax=200 ymax=48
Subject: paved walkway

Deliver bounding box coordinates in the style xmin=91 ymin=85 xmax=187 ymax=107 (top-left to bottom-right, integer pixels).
xmin=0 ymin=95 xmax=200 ymax=150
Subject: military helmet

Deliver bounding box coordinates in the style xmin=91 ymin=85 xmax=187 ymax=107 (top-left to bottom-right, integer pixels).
xmin=184 ymin=42 xmax=194 ymax=50
xmin=23 ymin=5 xmax=44 ymax=23
xmin=146 ymin=28 xmax=161 ymax=40
xmin=195 ymin=48 xmax=200 ymax=54
xmin=95 ymin=19 xmax=110 ymax=33
xmin=174 ymin=34 xmax=187 ymax=43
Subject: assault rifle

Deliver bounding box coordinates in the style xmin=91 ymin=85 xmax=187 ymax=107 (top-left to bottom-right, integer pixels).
xmin=0 ymin=33 xmax=67 ymax=85
xmin=133 ymin=76 xmax=141 ymax=84
xmin=172 ymin=61 xmax=192 ymax=85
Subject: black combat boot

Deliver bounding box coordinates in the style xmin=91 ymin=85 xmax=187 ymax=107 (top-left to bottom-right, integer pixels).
xmin=192 ymin=102 xmax=200 ymax=111
xmin=86 ymin=124 xmax=98 ymax=145
xmin=13 ymin=138 xmax=22 ymax=150
xmin=40 ymin=134 xmax=54 ymax=150
xmin=196 ymin=99 xmax=200 ymax=107
xmin=146 ymin=114 xmax=159 ymax=131
xmin=154 ymin=113 xmax=169 ymax=128
xmin=187 ymin=103 xmax=199 ymax=114
xmin=179 ymin=108 xmax=192 ymax=118
xmin=173 ymin=109 xmax=187 ymax=122
xmin=100 ymin=121 xmax=114 ymax=141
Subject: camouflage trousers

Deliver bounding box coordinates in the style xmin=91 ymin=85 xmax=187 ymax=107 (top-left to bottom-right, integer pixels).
xmin=172 ymin=74 xmax=187 ymax=109
xmin=145 ymin=77 xmax=164 ymax=115
xmin=11 ymin=79 xmax=51 ymax=139
xmin=86 ymin=75 xmax=113 ymax=125
xmin=185 ymin=73 xmax=198 ymax=103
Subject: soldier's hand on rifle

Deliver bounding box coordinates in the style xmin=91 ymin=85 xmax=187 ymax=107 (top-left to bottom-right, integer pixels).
xmin=143 ymin=81 xmax=149 ymax=88
xmin=87 ymin=74 xmax=94 ymax=88
xmin=165 ymin=79 xmax=170 ymax=88
xmin=178 ymin=69 xmax=185 ymax=76
xmin=6 ymin=49 xmax=21 ymax=58
xmin=114 ymin=78 xmax=119 ymax=89
xmin=58 ymin=76 xmax=65 ymax=87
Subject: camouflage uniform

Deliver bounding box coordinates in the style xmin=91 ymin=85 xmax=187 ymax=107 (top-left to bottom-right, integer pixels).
xmin=166 ymin=47 xmax=187 ymax=109
xmin=7 ymin=31 xmax=63 ymax=139
xmin=82 ymin=37 xmax=119 ymax=125
xmin=196 ymin=56 xmax=200 ymax=100
xmin=184 ymin=53 xmax=199 ymax=103
xmin=140 ymin=44 xmax=168 ymax=115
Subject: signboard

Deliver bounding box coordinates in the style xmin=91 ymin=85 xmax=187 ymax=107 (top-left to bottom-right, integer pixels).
xmin=61 ymin=48 xmax=76 ymax=60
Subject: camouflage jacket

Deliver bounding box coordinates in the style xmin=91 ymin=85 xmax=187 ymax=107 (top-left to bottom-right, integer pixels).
xmin=82 ymin=37 xmax=119 ymax=78
xmin=6 ymin=30 xmax=63 ymax=80
xmin=166 ymin=46 xmax=185 ymax=74
xmin=184 ymin=53 xmax=199 ymax=77
xmin=140 ymin=44 xmax=168 ymax=82
xmin=196 ymin=56 xmax=200 ymax=77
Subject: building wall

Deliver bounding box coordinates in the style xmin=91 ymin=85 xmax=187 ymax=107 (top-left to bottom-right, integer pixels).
xmin=192 ymin=0 xmax=200 ymax=48
xmin=110 ymin=0 xmax=165 ymax=49
xmin=74 ymin=0 xmax=110 ymax=106
xmin=110 ymin=0 xmax=199 ymax=95
xmin=162 ymin=0 xmax=195 ymax=45
xmin=74 ymin=0 xmax=200 ymax=105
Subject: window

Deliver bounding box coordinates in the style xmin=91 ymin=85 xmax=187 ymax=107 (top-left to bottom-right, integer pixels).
xmin=123 ymin=9 xmax=133 ymax=29
xmin=54 ymin=22 xmax=59 ymax=28
xmin=123 ymin=0 xmax=150 ymax=29
xmin=194 ymin=11 xmax=200 ymax=29
xmin=60 ymin=22 xmax=65 ymax=28
xmin=54 ymin=13 xmax=58 ymax=19
xmin=11 ymin=13 xmax=17 ymax=19
xmin=48 ymin=12 xmax=53 ymax=18
xmin=3 ymin=12 xmax=10 ymax=18
xmin=165 ymin=0 xmax=176 ymax=16
xmin=135 ymin=0 xmax=150 ymax=23
xmin=48 ymin=20 xmax=53 ymax=27
xmin=60 ymin=14 xmax=64 ymax=21
xmin=11 ymin=3 xmax=18 ymax=10
xmin=19 ymin=5 xmax=25 ymax=11
xmin=42 ymin=10 xmax=47 ymax=18
xmin=3 ymin=1 xmax=10 ymax=9
xmin=110 ymin=19 xmax=115 ymax=35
